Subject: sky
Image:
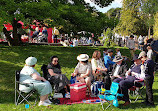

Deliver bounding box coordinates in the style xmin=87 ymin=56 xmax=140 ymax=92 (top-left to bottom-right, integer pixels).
xmin=84 ymin=0 xmax=123 ymax=13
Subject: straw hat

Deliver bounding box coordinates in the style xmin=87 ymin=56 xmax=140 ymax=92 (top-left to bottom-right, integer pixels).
xmin=138 ymin=51 xmax=147 ymax=58
xmin=77 ymin=54 xmax=89 ymax=61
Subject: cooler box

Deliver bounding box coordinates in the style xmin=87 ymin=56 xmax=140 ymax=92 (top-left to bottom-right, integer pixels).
xmin=70 ymin=83 xmax=86 ymax=101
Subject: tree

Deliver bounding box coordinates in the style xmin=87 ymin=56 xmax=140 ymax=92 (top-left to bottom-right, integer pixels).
xmin=141 ymin=0 xmax=158 ymax=38
xmin=90 ymin=0 xmax=114 ymax=8
xmin=115 ymin=0 xmax=148 ymax=36
xmin=153 ymin=12 xmax=158 ymax=39
xmin=0 ymin=0 xmax=114 ymax=46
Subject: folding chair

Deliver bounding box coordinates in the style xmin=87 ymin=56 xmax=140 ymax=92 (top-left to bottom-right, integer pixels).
xmin=98 ymin=82 xmax=123 ymax=110
xmin=15 ymin=70 xmax=38 ymax=105
xmin=129 ymin=79 xmax=145 ymax=103
xmin=41 ymin=64 xmax=65 ymax=98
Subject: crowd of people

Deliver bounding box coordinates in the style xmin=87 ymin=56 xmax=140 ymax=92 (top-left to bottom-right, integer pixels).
xmin=19 ymin=34 xmax=157 ymax=107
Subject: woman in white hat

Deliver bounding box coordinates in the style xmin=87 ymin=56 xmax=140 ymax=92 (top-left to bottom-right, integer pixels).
xmin=19 ymin=57 xmax=52 ymax=106
xmin=72 ymin=54 xmax=93 ymax=95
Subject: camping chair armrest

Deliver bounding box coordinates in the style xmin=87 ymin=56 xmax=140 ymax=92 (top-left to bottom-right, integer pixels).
xmin=105 ymin=90 xmax=111 ymax=93
xmin=134 ymin=79 xmax=144 ymax=86
xmin=18 ymin=81 xmax=34 ymax=87
xmin=116 ymin=93 xmax=123 ymax=97
xmin=134 ymin=79 xmax=144 ymax=84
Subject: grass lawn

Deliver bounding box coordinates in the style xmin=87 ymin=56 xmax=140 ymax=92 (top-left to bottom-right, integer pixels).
xmin=0 ymin=45 xmax=157 ymax=111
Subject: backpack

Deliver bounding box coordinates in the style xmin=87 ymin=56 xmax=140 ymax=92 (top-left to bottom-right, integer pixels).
xmin=91 ymin=81 xmax=105 ymax=96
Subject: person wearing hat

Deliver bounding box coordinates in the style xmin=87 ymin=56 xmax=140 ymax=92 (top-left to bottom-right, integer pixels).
xmin=127 ymin=35 xmax=135 ymax=59
xmin=113 ymin=55 xmax=145 ymax=106
xmin=110 ymin=55 xmax=128 ymax=81
xmin=139 ymin=51 xmax=155 ymax=106
xmin=19 ymin=57 xmax=52 ymax=106
xmin=72 ymin=54 xmax=93 ymax=95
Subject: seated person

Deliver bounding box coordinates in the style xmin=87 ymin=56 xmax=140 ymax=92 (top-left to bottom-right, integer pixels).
xmin=47 ymin=56 xmax=70 ymax=96
xmin=113 ymin=55 xmax=145 ymax=106
xmin=19 ymin=57 xmax=52 ymax=106
xmin=72 ymin=54 xmax=93 ymax=95
xmin=111 ymin=55 xmax=128 ymax=81
xmin=103 ymin=49 xmax=115 ymax=71
xmin=91 ymin=50 xmax=107 ymax=81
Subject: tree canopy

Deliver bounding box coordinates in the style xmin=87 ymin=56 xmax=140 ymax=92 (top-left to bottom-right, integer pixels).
xmin=0 ymin=0 xmax=115 ymax=45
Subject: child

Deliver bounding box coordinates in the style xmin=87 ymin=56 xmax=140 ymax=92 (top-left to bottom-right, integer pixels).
xmin=116 ymin=48 xmax=121 ymax=56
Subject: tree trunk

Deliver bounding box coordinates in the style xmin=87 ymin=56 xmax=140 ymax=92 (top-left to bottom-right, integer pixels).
xmin=12 ymin=19 xmax=20 ymax=46
xmin=3 ymin=19 xmax=21 ymax=46
xmin=3 ymin=27 xmax=12 ymax=46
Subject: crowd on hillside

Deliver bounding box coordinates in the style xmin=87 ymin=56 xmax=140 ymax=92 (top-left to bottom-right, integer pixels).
xmin=19 ymin=36 xmax=157 ymax=106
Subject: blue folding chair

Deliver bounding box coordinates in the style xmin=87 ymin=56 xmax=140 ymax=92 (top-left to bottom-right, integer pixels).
xmin=98 ymin=82 xmax=123 ymax=110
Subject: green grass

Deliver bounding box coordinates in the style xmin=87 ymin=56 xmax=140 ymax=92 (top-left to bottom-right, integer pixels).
xmin=0 ymin=45 xmax=157 ymax=111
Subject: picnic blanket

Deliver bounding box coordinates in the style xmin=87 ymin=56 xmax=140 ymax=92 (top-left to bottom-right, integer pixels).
xmin=59 ymin=96 xmax=106 ymax=105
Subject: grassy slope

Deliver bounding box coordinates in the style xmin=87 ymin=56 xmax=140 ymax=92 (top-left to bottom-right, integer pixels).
xmin=0 ymin=45 xmax=157 ymax=111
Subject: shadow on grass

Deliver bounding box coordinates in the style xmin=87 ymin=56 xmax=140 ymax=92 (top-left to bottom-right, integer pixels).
xmin=118 ymin=89 xmax=158 ymax=110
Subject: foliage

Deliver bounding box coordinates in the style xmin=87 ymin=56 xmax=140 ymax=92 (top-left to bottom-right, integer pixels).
xmin=153 ymin=12 xmax=158 ymax=39
xmin=0 ymin=0 xmax=115 ymax=46
xmin=115 ymin=0 xmax=148 ymax=36
xmin=89 ymin=0 xmax=114 ymax=8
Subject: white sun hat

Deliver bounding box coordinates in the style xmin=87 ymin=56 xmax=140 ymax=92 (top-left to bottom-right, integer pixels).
xmin=77 ymin=54 xmax=89 ymax=61
xmin=25 ymin=57 xmax=37 ymax=66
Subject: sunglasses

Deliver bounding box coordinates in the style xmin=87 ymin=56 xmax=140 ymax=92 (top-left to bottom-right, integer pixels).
xmin=53 ymin=60 xmax=58 ymax=62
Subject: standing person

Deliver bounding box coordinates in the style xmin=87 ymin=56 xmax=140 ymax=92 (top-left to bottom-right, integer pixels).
xmin=32 ymin=27 xmax=40 ymax=43
xmin=42 ymin=27 xmax=48 ymax=42
xmin=53 ymin=27 xmax=59 ymax=43
xmin=127 ymin=35 xmax=135 ymax=59
xmin=139 ymin=51 xmax=155 ymax=106
xmin=147 ymin=46 xmax=154 ymax=60
xmin=143 ymin=37 xmax=149 ymax=53
xmin=138 ymin=35 xmax=144 ymax=50
xmin=17 ymin=23 xmax=26 ymax=43
xmin=73 ymin=38 xmax=78 ymax=47
xmin=19 ymin=57 xmax=52 ymax=106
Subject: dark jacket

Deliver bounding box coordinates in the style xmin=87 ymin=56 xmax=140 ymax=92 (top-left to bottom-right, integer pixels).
xmin=111 ymin=61 xmax=128 ymax=81
xmin=144 ymin=59 xmax=155 ymax=78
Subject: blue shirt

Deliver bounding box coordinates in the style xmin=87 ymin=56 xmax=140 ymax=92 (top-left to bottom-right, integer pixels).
xmin=104 ymin=55 xmax=115 ymax=68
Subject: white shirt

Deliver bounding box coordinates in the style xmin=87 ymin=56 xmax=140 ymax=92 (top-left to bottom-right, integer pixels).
xmin=117 ymin=51 xmax=121 ymax=56
xmin=113 ymin=65 xmax=120 ymax=76
xmin=91 ymin=58 xmax=105 ymax=71
xmin=147 ymin=49 xmax=153 ymax=60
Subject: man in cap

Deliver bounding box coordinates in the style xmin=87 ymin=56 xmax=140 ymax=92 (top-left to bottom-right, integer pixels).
xmin=113 ymin=55 xmax=144 ymax=106
xmin=139 ymin=51 xmax=155 ymax=106
xmin=111 ymin=55 xmax=128 ymax=81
